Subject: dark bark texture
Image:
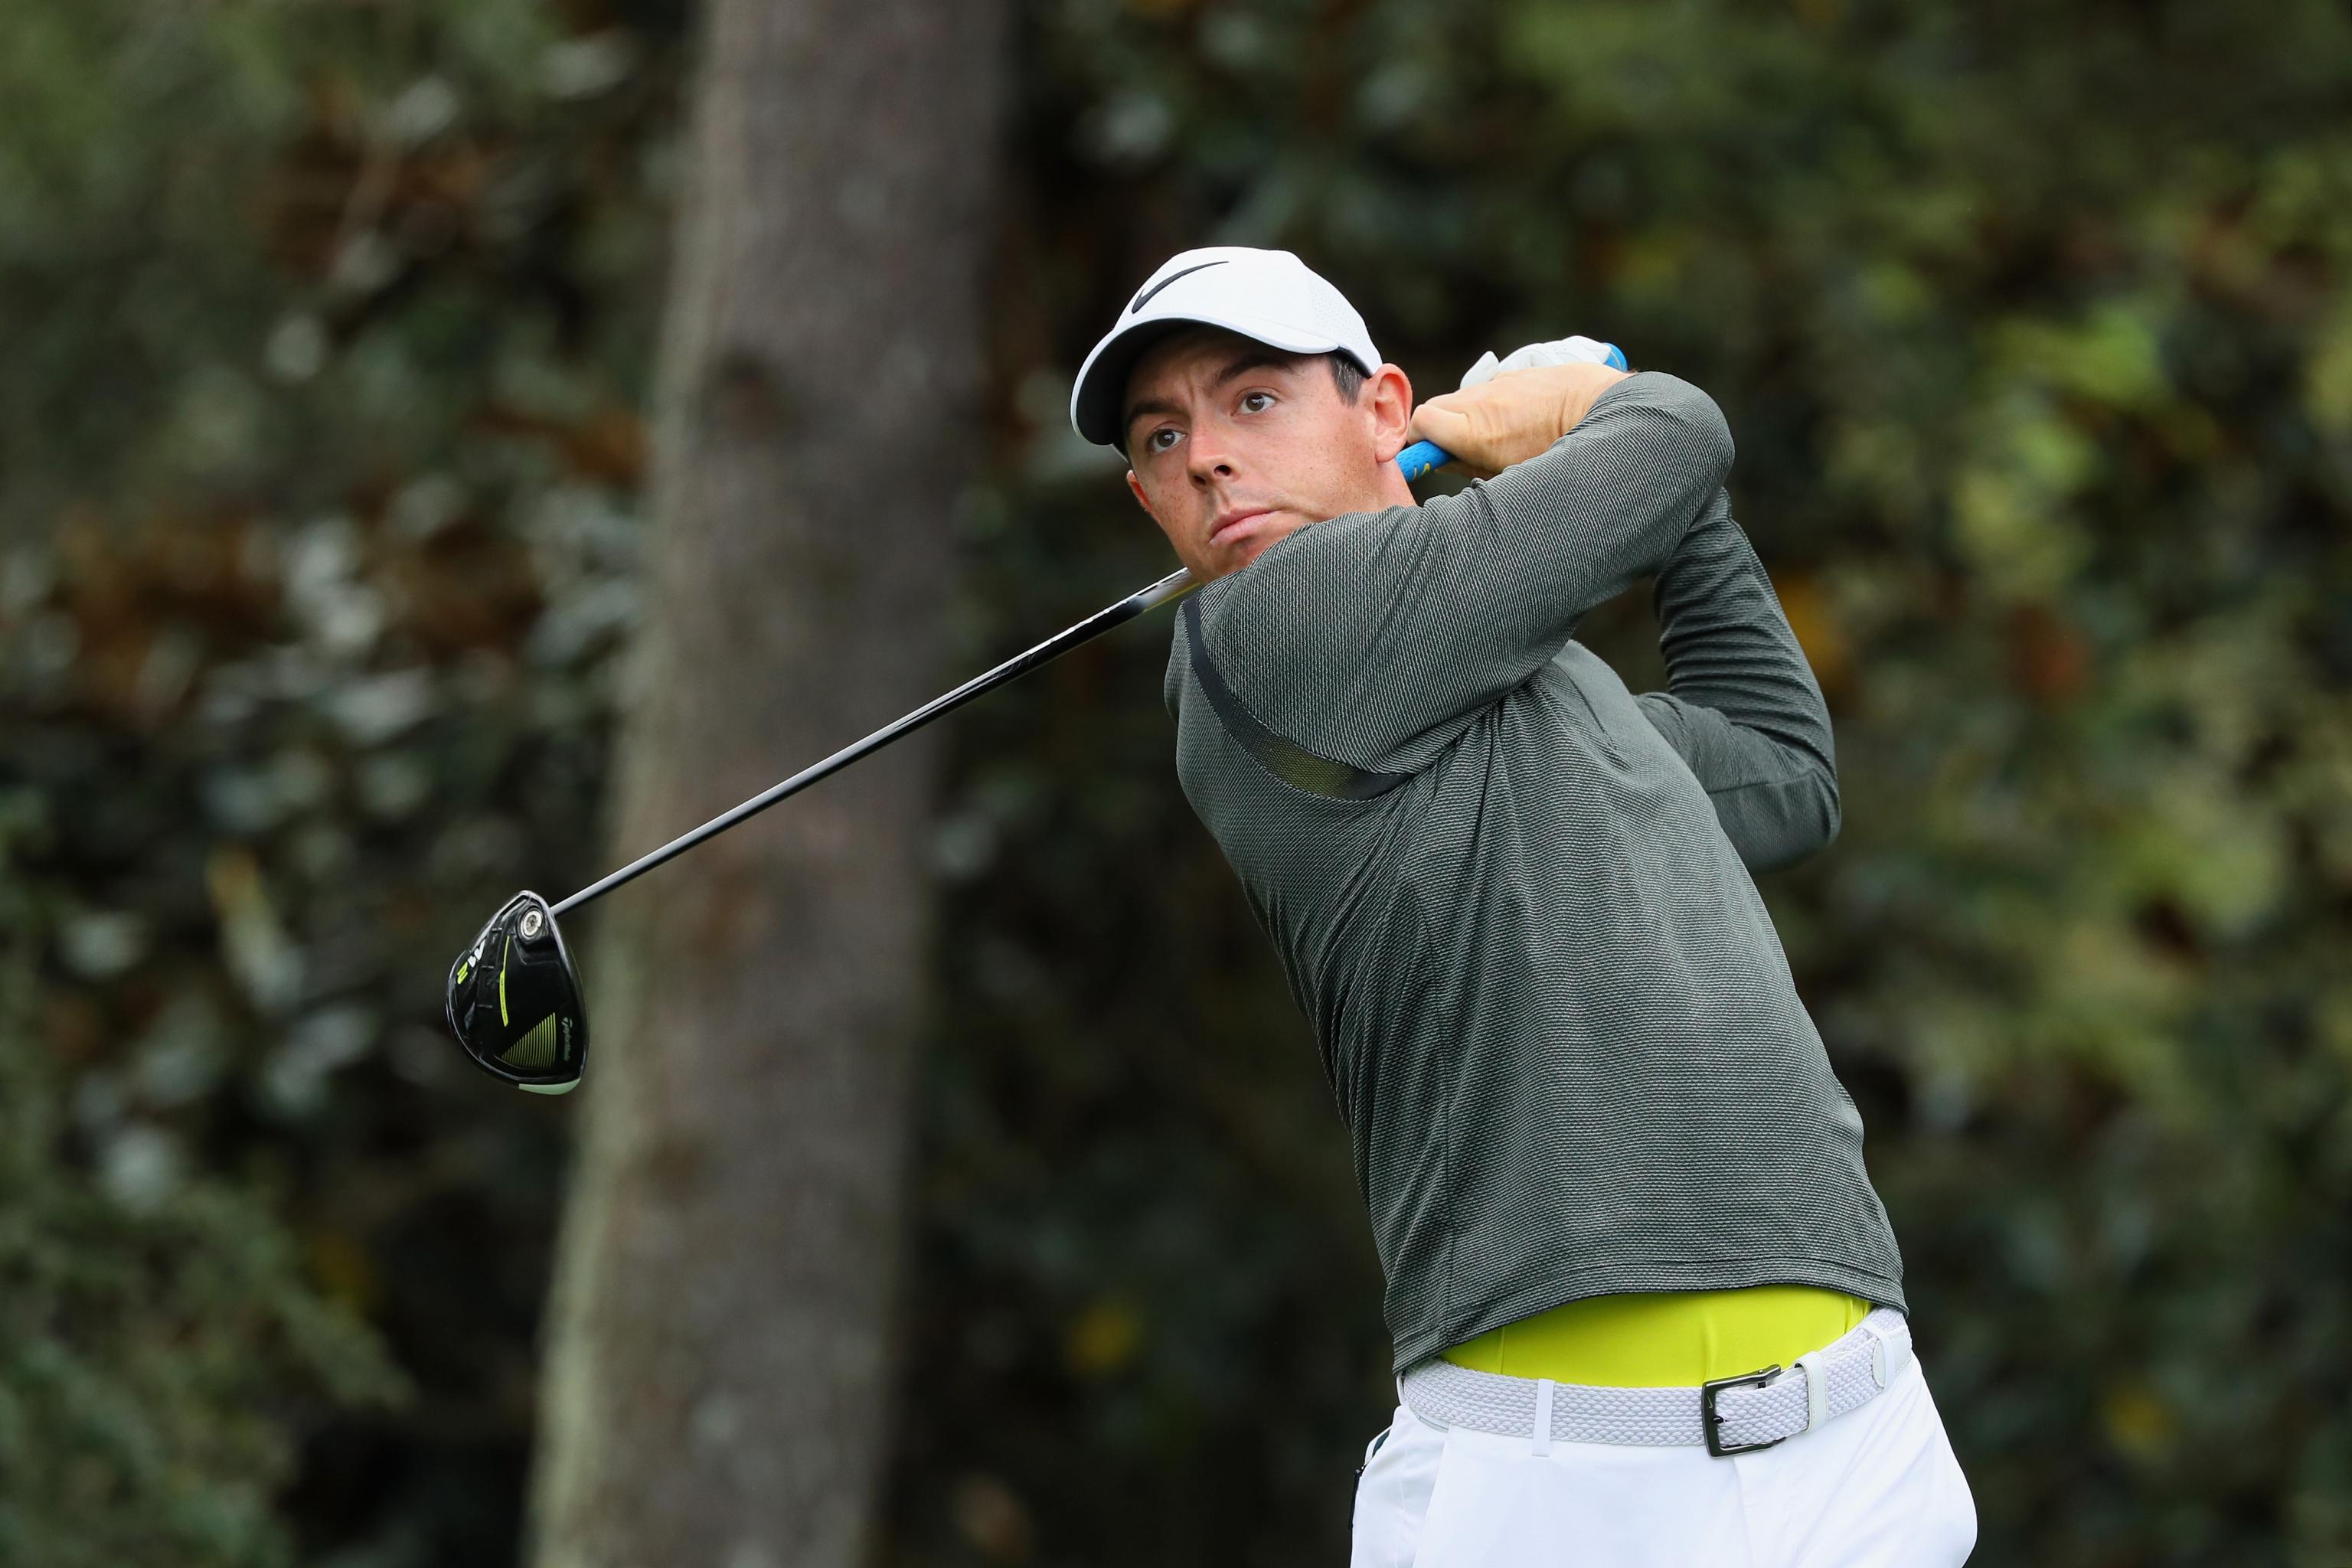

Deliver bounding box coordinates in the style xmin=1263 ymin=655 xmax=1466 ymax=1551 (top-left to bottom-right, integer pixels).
xmin=528 ymin=5 xmax=1006 ymax=1564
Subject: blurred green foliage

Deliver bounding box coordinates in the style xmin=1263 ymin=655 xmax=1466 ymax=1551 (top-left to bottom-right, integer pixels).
xmin=2 ymin=0 xmax=2347 ymax=1563
xmin=1 ymin=0 xmax=680 ymax=1558
xmin=0 ymin=954 xmax=406 ymax=1568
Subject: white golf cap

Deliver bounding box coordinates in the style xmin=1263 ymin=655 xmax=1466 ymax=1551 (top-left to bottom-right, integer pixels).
xmin=1069 ymin=246 xmax=1383 ymax=449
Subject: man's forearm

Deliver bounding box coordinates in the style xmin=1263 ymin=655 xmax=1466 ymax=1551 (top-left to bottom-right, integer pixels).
xmin=1469 ymin=371 xmax=1736 ymax=635
xmin=1635 ymin=492 xmax=1841 ymax=868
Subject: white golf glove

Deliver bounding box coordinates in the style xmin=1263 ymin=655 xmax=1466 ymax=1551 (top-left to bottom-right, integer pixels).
xmin=1459 ymin=335 xmax=1622 ymax=388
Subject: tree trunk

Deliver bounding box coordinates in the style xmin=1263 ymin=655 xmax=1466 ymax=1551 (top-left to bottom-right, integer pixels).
xmin=527 ymin=5 xmax=1004 ymax=1564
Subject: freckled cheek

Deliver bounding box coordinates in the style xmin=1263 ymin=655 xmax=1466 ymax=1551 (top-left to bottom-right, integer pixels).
xmin=1269 ymin=419 xmax=1338 ymax=491
xmin=1148 ymin=476 xmax=1216 ymax=541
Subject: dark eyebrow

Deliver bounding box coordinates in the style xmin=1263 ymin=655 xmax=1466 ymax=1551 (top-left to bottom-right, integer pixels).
xmin=1122 ymin=348 xmax=1303 ymax=446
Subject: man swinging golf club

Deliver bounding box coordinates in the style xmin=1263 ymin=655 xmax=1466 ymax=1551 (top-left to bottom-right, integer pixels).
xmin=1070 ymin=247 xmax=1978 ymax=1566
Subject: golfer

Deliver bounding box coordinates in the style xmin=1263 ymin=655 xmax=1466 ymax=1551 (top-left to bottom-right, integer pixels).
xmin=1070 ymin=247 xmax=1976 ymax=1565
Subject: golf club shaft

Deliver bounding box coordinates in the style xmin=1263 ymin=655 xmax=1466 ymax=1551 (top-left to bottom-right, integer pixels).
xmin=547 ymin=436 xmax=1457 ymax=918
xmin=549 ymin=564 xmax=1202 ymax=916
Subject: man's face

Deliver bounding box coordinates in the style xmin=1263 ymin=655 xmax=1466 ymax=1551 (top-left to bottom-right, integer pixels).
xmin=1121 ymin=326 xmax=1414 ymax=582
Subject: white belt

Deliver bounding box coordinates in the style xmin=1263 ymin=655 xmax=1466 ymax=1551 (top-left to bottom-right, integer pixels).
xmin=1398 ymin=1306 xmax=1913 ymax=1458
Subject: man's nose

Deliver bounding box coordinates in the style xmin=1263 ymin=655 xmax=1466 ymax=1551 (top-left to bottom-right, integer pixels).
xmin=1187 ymin=424 xmax=1238 ymax=484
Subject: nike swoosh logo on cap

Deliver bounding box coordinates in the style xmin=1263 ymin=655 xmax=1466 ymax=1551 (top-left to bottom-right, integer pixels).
xmin=1130 ymin=259 xmax=1230 ymax=314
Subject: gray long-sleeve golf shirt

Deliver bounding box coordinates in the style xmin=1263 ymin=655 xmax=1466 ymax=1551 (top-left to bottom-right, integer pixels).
xmin=1164 ymin=371 xmax=1903 ymax=1373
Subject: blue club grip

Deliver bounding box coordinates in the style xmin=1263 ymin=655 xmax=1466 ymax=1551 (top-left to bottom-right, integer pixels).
xmin=1396 ymin=341 xmax=1628 ymax=480
xmin=1394 ymin=439 xmax=1450 ymax=482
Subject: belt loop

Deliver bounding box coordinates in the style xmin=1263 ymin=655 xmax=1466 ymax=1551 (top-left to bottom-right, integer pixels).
xmin=1859 ymin=1316 xmax=1900 ymax=1388
xmin=1530 ymin=1378 xmax=1556 ymax=1457
xmin=1792 ymin=1351 xmax=1830 ymax=1432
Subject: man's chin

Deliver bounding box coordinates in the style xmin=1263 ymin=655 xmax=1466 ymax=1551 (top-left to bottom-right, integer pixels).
xmin=1207 ymin=511 xmax=1305 ymax=573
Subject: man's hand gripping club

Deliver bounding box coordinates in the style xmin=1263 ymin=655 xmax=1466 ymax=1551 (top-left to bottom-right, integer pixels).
xmin=1409 ymin=336 xmax=1632 ymax=481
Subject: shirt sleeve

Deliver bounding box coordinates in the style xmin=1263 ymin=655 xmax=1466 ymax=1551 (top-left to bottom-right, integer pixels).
xmin=1632 ymin=491 xmax=1841 ymax=871
xmin=1188 ymin=371 xmax=1735 ymax=774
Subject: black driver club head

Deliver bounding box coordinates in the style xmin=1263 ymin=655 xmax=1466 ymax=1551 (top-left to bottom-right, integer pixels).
xmin=446 ymin=891 xmax=589 ymax=1093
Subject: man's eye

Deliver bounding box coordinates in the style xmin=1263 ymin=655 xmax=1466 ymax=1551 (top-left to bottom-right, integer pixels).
xmin=1148 ymin=428 xmax=1181 ymax=453
xmin=1240 ymin=391 xmax=1274 ymax=413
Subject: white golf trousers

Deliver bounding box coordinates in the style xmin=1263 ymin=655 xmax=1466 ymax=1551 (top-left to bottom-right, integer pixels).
xmin=1350 ymin=1347 xmax=1976 ymax=1566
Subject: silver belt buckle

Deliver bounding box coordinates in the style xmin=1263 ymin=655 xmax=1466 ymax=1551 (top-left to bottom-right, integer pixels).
xmin=1700 ymin=1364 xmax=1786 ymax=1457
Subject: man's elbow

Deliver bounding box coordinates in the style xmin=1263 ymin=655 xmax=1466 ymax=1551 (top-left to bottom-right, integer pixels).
xmin=1809 ymin=761 xmax=1841 ymax=854
xmin=1734 ymin=760 xmax=1840 ymax=872
xmin=1649 ymin=375 xmax=1736 ymax=492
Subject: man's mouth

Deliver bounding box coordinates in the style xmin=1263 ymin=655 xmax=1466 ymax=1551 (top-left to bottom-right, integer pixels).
xmin=1208 ymin=507 xmax=1272 ymax=545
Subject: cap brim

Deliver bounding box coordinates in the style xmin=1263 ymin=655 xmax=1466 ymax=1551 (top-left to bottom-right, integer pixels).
xmin=1070 ymin=309 xmax=1358 ymax=449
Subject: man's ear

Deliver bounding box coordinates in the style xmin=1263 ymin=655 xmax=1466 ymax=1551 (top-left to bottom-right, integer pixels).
xmin=1125 ymin=469 xmax=1155 ymax=518
xmin=1365 ymin=364 xmax=1415 ymax=462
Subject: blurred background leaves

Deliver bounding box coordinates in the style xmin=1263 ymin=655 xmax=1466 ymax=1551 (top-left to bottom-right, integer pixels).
xmin=2 ymin=0 xmax=2347 ymax=1563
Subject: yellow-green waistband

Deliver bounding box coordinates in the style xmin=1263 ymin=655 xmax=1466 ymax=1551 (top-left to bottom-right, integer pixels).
xmin=1439 ymin=1285 xmax=1877 ymax=1387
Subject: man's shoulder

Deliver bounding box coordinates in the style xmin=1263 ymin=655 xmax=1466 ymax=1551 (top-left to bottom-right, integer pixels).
xmin=1169 ymin=593 xmax=1429 ymax=808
